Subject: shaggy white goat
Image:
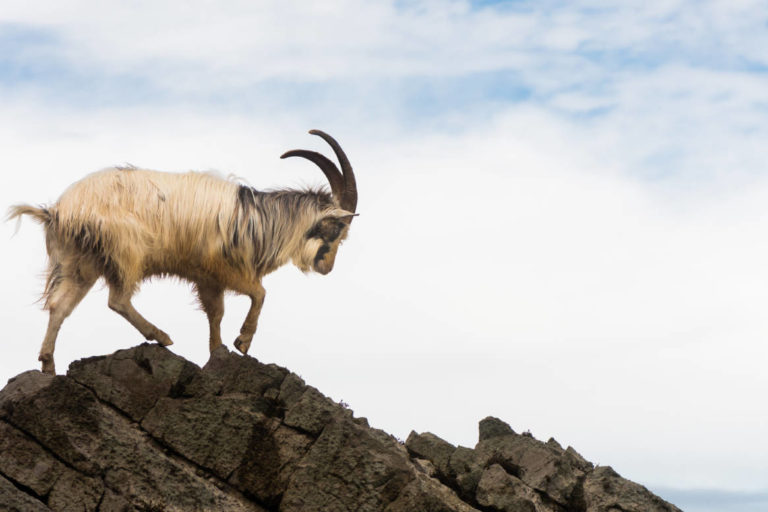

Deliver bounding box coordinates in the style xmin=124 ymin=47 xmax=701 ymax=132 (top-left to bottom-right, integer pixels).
xmin=8 ymin=130 xmax=358 ymax=374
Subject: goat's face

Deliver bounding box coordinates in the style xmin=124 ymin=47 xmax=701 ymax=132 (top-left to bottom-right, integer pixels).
xmin=297 ymin=212 xmax=353 ymax=275
xmin=282 ymin=130 xmax=358 ymax=275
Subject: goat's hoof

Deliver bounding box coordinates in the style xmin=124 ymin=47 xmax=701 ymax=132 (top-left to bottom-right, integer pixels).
xmin=234 ymin=336 xmax=251 ymax=355
xmin=153 ymin=331 xmax=174 ymax=347
xmin=39 ymin=355 xmax=55 ymax=375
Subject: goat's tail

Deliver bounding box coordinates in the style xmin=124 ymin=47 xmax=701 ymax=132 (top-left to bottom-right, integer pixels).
xmin=6 ymin=204 xmax=53 ymax=232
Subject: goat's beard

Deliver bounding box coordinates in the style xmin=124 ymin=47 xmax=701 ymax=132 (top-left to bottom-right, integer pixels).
xmin=294 ymin=238 xmax=324 ymax=273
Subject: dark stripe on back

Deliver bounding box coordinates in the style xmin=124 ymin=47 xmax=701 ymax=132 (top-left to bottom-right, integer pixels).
xmin=237 ymin=185 xmax=260 ymax=211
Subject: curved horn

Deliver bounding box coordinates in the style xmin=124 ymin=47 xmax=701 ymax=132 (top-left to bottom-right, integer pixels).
xmin=309 ymin=130 xmax=357 ymax=213
xmin=280 ymin=149 xmax=345 ymax=200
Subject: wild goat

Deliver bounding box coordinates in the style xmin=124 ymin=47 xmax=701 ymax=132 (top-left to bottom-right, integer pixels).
xmin=8 ymin=130 xmax=358 ymax=374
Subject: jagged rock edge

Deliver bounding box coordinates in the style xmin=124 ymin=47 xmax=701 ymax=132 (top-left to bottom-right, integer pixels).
xmin=4 ymin=375 xmax=269 ymax=511
xmin=0 ymin=345 xmax=681 ymax=512
xmin=68 ymin=348 xmax=456 ymax=511
xmin=68 ymin=360 xmax=281 ymax=511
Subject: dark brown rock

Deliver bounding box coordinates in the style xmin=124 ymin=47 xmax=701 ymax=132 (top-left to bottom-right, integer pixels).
xmin=449 ymin=446 xmax=484 ymax=498
xmin=385 ymin=473 xmax=479 ymax=512
xmin=203 ymin=346 xmax=288 ymax=396
xmin=0 ymin=370 xmax=54 ymax=406
xmin=0 ymin=421 xmax=62 ymax=497
xmin=475 ymin=464 xmax=539 ymax=512
xmin=413 ymin=457 xmax=439 ymax=477
xmin=473 ymin=428 xmax=592 ymax=507
xmin=47 ymin=471 xmax=103 ymax=512
xmin=0 ymin=344 xmax=681 ymax=512
xmin=479 ymin=416 xmax=516 ymax=441
xmin=68 ymin=343 xmax=201 ymax=421
xmin=278 ymin=372 xmax=308 ymax=410
xmin=141 ymin=394 xmax=272 ymax=479
xmin=409 ymin=420 xmax=681 ymax=512
xmin=0 ymin=473 xmax=51 ymax=512
xmin=228 ymin=421 xmax=314 ymax=507
xmin=406 ymin=431 xmax=457 ymax=478
xmin=0 ymin=372 xmax=104 ymax=476
xmin=280 ymin=417 xmax=416 ymax=511
xmin=580 ymin=466 xmax=682 ymax=512
xmin=283 ymin=386 xmax=347 ymax=436
xmin=0 ymin=350 xmax=265 ymax=511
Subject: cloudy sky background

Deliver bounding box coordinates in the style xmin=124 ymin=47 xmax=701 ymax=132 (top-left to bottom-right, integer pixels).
xmin=2 ymin=1 xmax=768 ymax=510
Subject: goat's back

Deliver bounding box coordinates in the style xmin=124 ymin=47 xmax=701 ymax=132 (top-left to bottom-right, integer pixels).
xmin=53 ymin=168 xmax=240 ymax=280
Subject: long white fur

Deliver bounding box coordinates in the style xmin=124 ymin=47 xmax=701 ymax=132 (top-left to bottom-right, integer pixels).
xmin=8 ymin=165 xmax=351 ymax=374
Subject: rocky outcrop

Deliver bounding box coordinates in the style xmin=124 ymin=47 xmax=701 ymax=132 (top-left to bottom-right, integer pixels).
xmin=406 ymin=417 xmax=680 ymax=512
xmin=0 ymin=344 xmax=681 ymax=511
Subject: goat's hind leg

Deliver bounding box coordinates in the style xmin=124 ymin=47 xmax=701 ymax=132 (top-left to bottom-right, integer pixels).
xmin=196 ymin=283 xmax=225 ymax=353
xmin=107 ymin=285 xmax=173 ymax=347
xmin=39 ymin=270 xmax=96 ymax=375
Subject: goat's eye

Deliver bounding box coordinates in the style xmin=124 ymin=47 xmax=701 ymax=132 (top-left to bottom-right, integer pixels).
xmin=305 ymin=224 xmax=321 ymax=239
xmin=324 ymin=222 xmax=345 ymax=242
xmin=307 ymin=218 xmax=345 ymax=242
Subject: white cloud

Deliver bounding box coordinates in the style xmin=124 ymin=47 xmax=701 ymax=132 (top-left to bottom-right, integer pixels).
xmin=2 ymin=1 xmax=763 ymax=88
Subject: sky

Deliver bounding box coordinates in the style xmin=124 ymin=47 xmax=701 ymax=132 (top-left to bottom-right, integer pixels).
xmin=2 ymin=1 xmax=768 ymax=510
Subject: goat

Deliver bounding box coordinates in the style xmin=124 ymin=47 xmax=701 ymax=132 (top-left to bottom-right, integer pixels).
xmin=8 ymin=130 xmax=358 ymax=374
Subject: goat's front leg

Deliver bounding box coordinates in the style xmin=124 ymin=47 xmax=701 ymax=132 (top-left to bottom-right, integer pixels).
xmin=233 ymin=282 xmax=266 ymax=355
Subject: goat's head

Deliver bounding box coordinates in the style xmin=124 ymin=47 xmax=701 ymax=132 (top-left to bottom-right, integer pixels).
xmin=282 ymin=130 xmax=358 ymax=275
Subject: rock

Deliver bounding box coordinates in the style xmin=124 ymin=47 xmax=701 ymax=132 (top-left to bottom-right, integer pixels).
xmin=546 ymin=437 xmax=564 ymax=451
xmin=0 ymin=373 xmax=104 ymax=476
xmin=385 ymin=472 xmax=480 ymax=512
xmin=479 ymin=416 xmax=516 ymax=441
xmin=405 ymin=431 xmax=457 ymax=478
xmin=278 ymin=372 xmax=308 ymax=409
xmin=47 ymin=471 xmax=103 ymax=512
xmin=449 ymin=445 xmax=479 ymax=476
xmin=228 ymin=422 xmax=314 ymax=507
xmin=408 ymin=420 xmax=680 ymax=512
xmin=280 ymin=417 xmax=415 ymax=511
xmin=449 ymin=446 xmax=484 ymax=498
xmin=0 ymin=348 xmax=265 ymax=511
xmin=475 ymin=464 xmax=539 ymax=512
xmin=473 ymin=428 xmax=592 ymax=507
xmin=0 ymin=420 xmax=103 ymax=511
xmin=141 ymin=394 xmax=273 ymax=479
xmin=0 ymin=370 xmax=54 ymax=405
xmin=283 ymin=386 xmax=343 ymax=436
xmin=0 ymin=343 xmax=682 ymax=512
xmin=203 ymin=345 xmax=288 ymax=396
xmin=0 ymin=421 xmax=62 ymax=497
xmin=413 ymin=457 xmax=439 ymax=477
xmin=580 ymin=466 xmax=682 ymax=512
xmin=68 ymin=343 xmax=201 ymax=421
xmin=0 ymin=473 xmax=51 ymax=511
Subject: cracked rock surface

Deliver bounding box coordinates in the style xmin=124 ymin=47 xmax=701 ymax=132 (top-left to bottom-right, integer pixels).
xmin=0 ymin=344 xmax=681 ymax=511
xmin=406 ymin=417 xmax=682 ymax=512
